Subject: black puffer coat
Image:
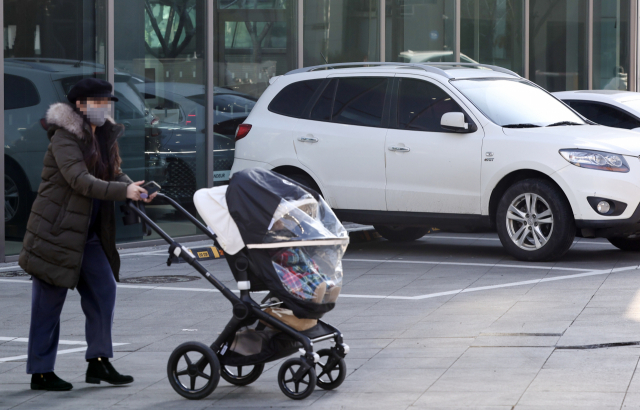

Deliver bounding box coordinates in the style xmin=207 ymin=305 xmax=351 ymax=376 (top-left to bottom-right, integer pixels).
xmin=19 ymin=103 xmax=133 ymax=289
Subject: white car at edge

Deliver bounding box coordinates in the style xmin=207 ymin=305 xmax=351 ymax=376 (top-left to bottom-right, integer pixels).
xmin=231 ymin=62 xmax=640 ymax=261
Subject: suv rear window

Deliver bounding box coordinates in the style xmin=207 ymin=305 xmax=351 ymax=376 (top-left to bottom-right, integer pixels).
xmin=5 ymin=74 xmax=40 ymax=110
xmin=269 ymin=79 xmax=323 ymax=118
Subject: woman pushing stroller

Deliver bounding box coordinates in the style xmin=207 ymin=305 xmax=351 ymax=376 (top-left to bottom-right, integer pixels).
xmin=20 ymin=79 xmax=157 ymax=391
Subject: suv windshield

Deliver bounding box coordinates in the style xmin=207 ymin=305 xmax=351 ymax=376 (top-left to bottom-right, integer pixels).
xmin=451 ymin=79 xmax=586 ymax=127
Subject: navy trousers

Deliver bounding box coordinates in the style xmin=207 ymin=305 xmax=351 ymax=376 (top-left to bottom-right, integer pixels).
xmin=26 ymin=233 xmax=116 ymax=374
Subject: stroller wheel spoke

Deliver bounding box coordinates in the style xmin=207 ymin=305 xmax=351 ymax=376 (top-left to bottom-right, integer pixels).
xmin=294 ymin=381 xmax=300 ymax=393
xmin=284 ymin=378 xmax=294 ymax=383
xmin=197 ymin=371 xmax=211 ymax=380
xmin=190 ymin=375 xmax=197 ymax=391
xmin=176 ymin=368 xmax=189 ymax=376
xmin=237 ymin=366 xmax=243 ymax=377
xmin=183 ymin=353 xmax=192 ymax=366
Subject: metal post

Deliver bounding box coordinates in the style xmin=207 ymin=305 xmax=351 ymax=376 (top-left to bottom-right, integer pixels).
xmin=587 ymin=0 xmax=593 ymax=90
xmin=380 ymin=0 xmax=385 ymax=62
xmin=474 ymin=0 xmax=480 ymax=61
xmin=454 ymin=0 xmax=461 ymax=62
xmin=107 ymin=0 xmax=114 ymax=112
xmin=0 ymin=0 xmax=5 ymax=262
xmin=524 ymin=0 xmax=530 ymax=79
xmin=206 ymin=0 xmax=215 ymax=187
xmin=630 ymin=0 xmax=638 ymax=91
xmin=298 ymin=0 xmax=304 ymax=68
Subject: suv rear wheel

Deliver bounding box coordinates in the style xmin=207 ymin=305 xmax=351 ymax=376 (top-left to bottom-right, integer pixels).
xmin=496 ymin=179 xmax=574 ymax=261
xmin=374 ymin=225 xmax=430 ymax=242
xmin=608 ymin=236 xmax=640 ymax=251
xmin=285 ymin=173 xmax=322 ymax=196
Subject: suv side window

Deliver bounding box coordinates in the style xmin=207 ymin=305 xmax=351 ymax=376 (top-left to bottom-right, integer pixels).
xmin=5 ymin=74 xmax=40 ymax=110
xmin=396 ymin=78 xmax=465 ymax=132
xmin=269 ymin=79 xmax=324 ymax=118
xmin=568 ymin=101 xmax=640 ymax=129
xmin=310 ymin=79 xmax=336 ymax=121
xmin=331 ymin=77 xmax=388 ymax=127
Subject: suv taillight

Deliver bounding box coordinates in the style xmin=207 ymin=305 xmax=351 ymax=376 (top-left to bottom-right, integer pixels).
xmin=236 ymin=124 xmax=252 ymax=141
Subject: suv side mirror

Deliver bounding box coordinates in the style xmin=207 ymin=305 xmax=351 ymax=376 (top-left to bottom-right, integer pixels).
xmin=441 ymin=112 xmax=477 ymax=133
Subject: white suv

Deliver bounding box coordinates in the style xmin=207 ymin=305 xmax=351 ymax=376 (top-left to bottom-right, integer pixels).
xmin=231 ymin=62 xmax=640 ymax=261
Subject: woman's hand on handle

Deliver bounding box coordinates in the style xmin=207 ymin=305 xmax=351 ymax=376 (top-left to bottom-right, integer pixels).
xmin=142 ymin=192 xmax=158 ymax=203
xmin=126 ymin=181 xmax=147 ymax=201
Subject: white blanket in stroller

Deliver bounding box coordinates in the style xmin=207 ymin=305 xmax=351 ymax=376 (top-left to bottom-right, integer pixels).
xmin=193 ymin=186 xmax=245 ymax=255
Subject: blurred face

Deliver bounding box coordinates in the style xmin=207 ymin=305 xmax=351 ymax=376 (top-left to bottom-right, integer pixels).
xmin=76 ymin=97 xmax=112 ymax=127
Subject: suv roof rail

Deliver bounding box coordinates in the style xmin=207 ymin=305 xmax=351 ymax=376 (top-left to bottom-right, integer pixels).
xmin=424 ymin=62 xmax=520 ymax=77
xmin=285 ymin=61 xmax=520 ymax=79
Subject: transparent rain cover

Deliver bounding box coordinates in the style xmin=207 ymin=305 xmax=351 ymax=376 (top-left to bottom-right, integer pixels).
xmin=264 ymin=194 xmax=347 ymax=304
xmin=264 ymin=194 xmax=348 ymax=243
xmin=269 ymin=245 xmax=344 ymax=304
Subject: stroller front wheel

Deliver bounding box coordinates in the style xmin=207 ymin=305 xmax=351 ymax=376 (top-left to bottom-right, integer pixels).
xmin=315 ymin=348 xmax=347 ymax=390
xmin=220 ymin=363 xmax=264 ymax=386
xmin=167 ymin=341 xmax=221 ymax=400
xmin=278 ymin=357 xmax=317 ymax=400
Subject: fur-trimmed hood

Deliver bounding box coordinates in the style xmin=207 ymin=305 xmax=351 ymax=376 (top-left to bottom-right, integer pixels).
xmin=45 ymin=102 xmax=115 ymax=140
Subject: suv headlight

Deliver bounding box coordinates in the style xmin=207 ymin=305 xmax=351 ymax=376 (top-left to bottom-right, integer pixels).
xmin=559 ymin=149 xmax=629 ymax=173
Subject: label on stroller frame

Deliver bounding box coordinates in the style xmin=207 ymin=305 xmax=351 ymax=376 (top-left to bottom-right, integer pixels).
xmin=169 ymin=245 xmax=225 ymax=264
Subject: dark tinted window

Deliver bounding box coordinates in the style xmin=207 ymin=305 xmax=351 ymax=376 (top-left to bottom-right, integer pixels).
xmin=568 ymin=101 xmax=640 ymax=130
xmin=397 ymin=78 xmax=463 ymax=132
xmin=269 ymin=79 xmax=324 ymax=118
xmin=332 ymin=77 xmax=388 ymax=126
xmin=5 ymin=74 xmax=41 ymax=110
xmin=310 ymin=79 xmax=337 ymax=121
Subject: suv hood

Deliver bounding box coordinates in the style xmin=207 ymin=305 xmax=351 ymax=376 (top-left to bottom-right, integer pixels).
xmin=503 ymin=125 xmax=640 ymax=156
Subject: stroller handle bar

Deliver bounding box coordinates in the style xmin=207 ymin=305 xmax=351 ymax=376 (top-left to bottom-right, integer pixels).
xmin=124 ymin=195 xmax=234 ymax=299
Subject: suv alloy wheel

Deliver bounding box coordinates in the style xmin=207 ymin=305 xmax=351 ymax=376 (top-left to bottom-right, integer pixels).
xmin=496 ymin=179 xmax=575 ymax=261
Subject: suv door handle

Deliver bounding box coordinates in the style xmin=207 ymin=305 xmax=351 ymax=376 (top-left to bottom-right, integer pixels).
xmin=298 ymin=137 xmax=319 ymax=143
xmin=388 ymin=146 xmax=410 ymax=152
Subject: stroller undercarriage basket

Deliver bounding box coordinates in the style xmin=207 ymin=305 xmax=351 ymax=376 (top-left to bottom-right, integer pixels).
xmin=123 ymin=168 xmax=350 ymax=401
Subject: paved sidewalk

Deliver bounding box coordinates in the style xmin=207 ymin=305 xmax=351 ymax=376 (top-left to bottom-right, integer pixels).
xmin=2 ymin=233 xmax=640 ymax=409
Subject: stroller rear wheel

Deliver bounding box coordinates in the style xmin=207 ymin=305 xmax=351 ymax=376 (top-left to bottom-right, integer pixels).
xmin=220 ymin=363 xmax=264 ymax=386
xmin=167 ymin=342 xmax=220 ymax=400
xmin=315 ymin=348 xmax=346 ymax=390
xmin=278 ymin=357 xmax=317 ymax=400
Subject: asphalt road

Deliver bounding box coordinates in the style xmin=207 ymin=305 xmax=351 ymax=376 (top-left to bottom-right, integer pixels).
xmin=2 ymin=232 xmax=640 ymax=409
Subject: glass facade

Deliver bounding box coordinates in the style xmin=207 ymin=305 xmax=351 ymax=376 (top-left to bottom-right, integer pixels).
xmin=4 ymin=0 xmax=107 ymax=255
xmin=0 ymin=0 xmax=639 ymax=259
xmin=530 ymin=0 xmax=588 ymax=92
xmin=113 ymin=0 xmax=207 ymax=242
xmin=304 ymin=0 xmax=379 ymax=66
xmin=593 ymin=0 xmax=631 ymax=90
xmin=461 ymin=0 xmax=524 ymax=75
xmin=385 ymin=0 xmax=456 ymax=63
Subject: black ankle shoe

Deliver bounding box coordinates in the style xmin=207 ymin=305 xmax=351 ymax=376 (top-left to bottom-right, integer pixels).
xmin=30 ymin=372 xmax=73 ymax=391
xmin=86 ymin=357 xmax=134 ymax=385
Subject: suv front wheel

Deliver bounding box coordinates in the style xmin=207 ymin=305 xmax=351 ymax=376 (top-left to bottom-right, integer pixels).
xmin=496 ymin=179 xmax=575 ymax=261
xmin=374 ymin=225 xmax=431 ymax=242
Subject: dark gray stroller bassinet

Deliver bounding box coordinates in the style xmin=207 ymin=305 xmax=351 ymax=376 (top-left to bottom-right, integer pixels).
xmin=123 ymin=168 xmax=350 ymax=400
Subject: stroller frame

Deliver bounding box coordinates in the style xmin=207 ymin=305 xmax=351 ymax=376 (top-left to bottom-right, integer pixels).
xmin=125 ymin=194 xmax=348 ymax=400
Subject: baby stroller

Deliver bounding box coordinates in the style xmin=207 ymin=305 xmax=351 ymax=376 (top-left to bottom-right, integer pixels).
xmin=123 ymin=168 xmax=350 ymax=400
